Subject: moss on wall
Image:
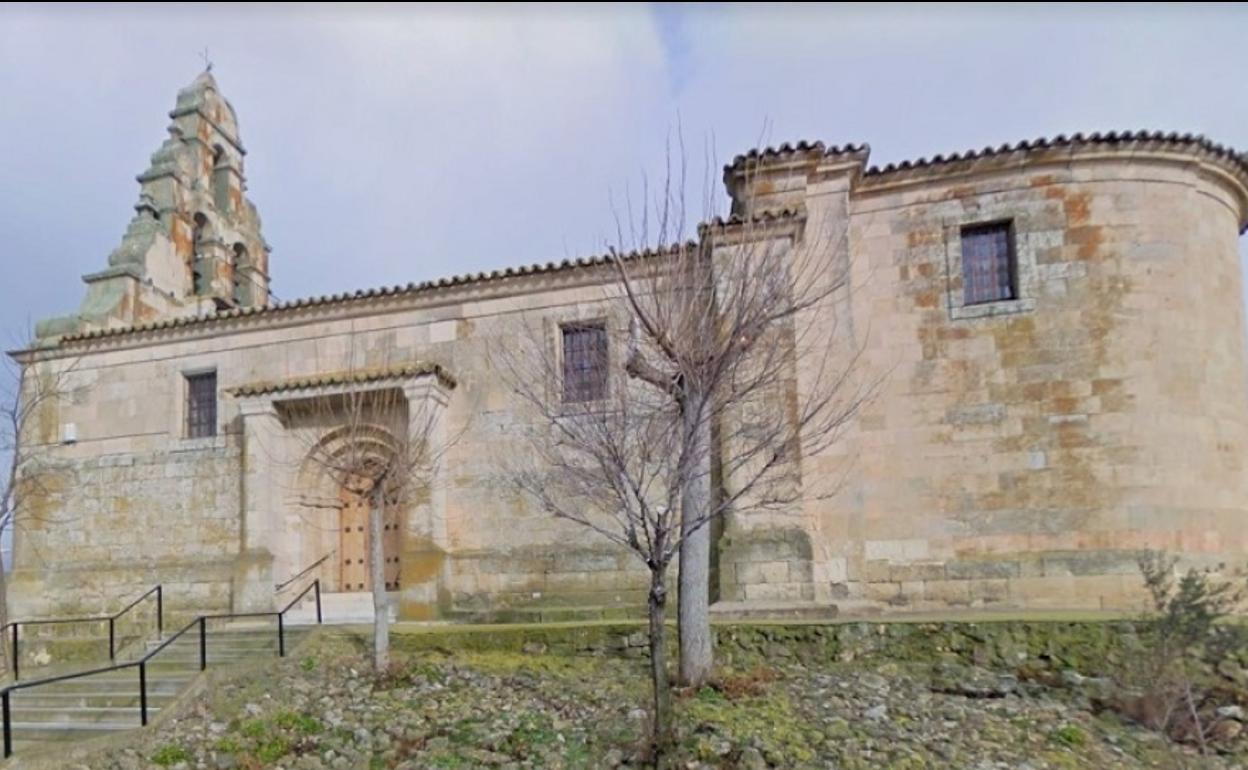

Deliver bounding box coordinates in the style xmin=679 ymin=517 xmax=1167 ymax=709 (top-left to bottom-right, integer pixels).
xmin=391 ymin=618 xmax=1248 ymax=680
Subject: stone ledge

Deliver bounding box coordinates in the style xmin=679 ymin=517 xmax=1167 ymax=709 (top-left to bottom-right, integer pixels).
xmin=386 ymin=616 xmax=1248 ymax=682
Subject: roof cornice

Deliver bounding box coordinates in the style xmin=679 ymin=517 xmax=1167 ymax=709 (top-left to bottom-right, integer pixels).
xmin=228 ymin=361 xmax=456 ymax=398
xmin=27 ymin=242 xmax=705 ymax=356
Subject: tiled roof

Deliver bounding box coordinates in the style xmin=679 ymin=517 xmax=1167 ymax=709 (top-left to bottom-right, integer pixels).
xmin=724 ymin=130 xmax=1248 ymax=180
xmin=56 ymin=246 xmax=676 ymax=345
xmin=701 ymin=207 xmax=805 ymax=230
xmin=63 ymin=257 xmax=610 ymax=343
xmin=227 ymin=362 xmax=456 ymax=398
xmin=861 ymin=130 xmax=1248 ymax=177
xmin=727 ymin=141 xmax=870 ymax=171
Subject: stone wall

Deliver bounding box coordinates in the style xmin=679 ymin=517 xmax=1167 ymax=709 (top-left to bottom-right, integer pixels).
xmin=12 ymin=136 xmax=1248 ymax=622
xmin=795 ymin=148 xmax=1248 ymax=612
xmin=9 ymin=441 xmax=241 ymax=619
xmin=389 ymin=617 xmax=1248 ymax=684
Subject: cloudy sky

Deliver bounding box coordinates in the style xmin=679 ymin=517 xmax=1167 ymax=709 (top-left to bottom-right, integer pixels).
xmin=0 ymin=3 xmax=1246 ymax=342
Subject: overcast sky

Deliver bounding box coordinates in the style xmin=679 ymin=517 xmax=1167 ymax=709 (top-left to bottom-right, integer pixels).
xmin=1 ymin=3 xmax=1246 ymax=343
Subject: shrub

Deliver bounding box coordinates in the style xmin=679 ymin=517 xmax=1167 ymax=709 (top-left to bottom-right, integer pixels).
xmin=1117 ymin=552 xmax=1247 ymax=754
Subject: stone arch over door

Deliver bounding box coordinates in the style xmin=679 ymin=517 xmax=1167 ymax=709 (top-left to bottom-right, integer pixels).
xmin=292 ymin=423 xmax=406 ymax=594
xmin=233 ymin=363 xmax=456 ymax=616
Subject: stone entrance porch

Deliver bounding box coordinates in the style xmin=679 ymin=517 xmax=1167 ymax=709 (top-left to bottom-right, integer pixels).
xmin=229 ymin=363 xmax=455 ymax=621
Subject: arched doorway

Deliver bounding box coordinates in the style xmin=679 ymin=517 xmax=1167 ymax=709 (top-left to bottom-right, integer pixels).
xmin=338 ymin=476 xmax=401 ymax=593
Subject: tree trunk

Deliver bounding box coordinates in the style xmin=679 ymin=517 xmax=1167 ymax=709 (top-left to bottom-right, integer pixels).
xmin=678 ymin=393 xmax=713 ymax=687
xmin=0 ymin=546 xmax=10 ymax=677
xmin=647 ymin=566 xmax=672 ymax=767
xmin=370 ymin=489 xmax=389 ymax=670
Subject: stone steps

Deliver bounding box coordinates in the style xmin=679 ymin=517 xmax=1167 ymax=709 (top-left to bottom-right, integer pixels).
xmin=2 ymin=625 xmax=313 ymax=757
xmin=709 ymin=600 xmax=843 ymax=621
xmin=283 ymin=591 xmax=394 ymax=625
xmin=7 ymin=692 xmax=178 ymax=708
xmin=6 ymin=705 xmax=161 ymax=724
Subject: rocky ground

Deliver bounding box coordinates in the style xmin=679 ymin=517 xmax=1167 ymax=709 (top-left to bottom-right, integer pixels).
xmin=37 ymin=630 xmax=1248 ymax=770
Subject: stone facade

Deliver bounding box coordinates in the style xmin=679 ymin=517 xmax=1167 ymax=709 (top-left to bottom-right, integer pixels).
xmin=9 ymin=75 xmax=1248 ymax=622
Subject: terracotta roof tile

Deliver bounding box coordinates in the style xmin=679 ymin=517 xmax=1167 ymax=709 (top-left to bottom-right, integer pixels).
xmin=57 ymin=244 xmax=688 ymax=345
xmin=701 ymin=207 xmax=805 ymax=230
xmin=227 ymin=361 xmax=456 ymax=398
xmin=726 ymin=141 xmax=870 ymax=170
xmin=861 ymin=130 xmax=1248 ymax=177
xmin=724 ymin=130 xmax=1248 ymax=182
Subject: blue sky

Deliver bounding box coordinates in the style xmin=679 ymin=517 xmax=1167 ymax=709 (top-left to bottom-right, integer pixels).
xmin=0 ymin=3 xmax=1246 ymax=343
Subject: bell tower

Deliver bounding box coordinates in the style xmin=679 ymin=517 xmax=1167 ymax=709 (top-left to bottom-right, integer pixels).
xmin=38 ymin=70 xmax=271 ymax=340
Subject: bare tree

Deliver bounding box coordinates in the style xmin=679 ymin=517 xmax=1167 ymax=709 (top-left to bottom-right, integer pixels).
xmin=500 ymin=308 xmax=690 ymax=760
xmin=1 ymin=336 xmax=81 ymax=672
xmin=497 ymin=138 xmax=874 ymax=757
xmin=282 ymin=338 xmax=453 ymax=671
xmin=607 ymin=140 xmax=872 ymax=687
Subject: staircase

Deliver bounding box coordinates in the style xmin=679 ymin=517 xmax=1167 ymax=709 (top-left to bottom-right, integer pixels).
xmin=282 ymin=591 xmax=396 ymax=625
xmin=3 ymin=624 xmax=314 ymax=756
xmin=1 ymin=581 xmax=325 ymax=759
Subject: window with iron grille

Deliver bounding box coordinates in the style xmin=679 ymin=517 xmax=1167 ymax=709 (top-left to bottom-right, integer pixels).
xmin=561 ymin=323 xmax=608 ymax=403
xmin=185 ymin=371 xmax=217 ymax=438
xmin=960 ymin=221 xmax=1016 ymax=305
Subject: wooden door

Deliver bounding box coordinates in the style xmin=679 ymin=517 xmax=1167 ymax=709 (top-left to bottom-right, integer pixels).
xmin=382 ymin=506 xmax=401 ymax=591
xmin=339 ymin=481 xmax=402 ymax=593
xmin=339 ymin=485 xmax=370 ymax=592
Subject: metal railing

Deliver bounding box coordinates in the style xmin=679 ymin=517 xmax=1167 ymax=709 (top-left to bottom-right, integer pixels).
xmin=275 ymin=551 xmax=334 ymax=592
xmin=3 ymin=585 xmax=163 ymax=681
xmin=0 ymin=579 xmax=321 ymax=757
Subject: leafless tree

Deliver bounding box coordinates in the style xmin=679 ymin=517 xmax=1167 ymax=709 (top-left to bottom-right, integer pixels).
xmin=1 ymin=335 xmax=82 ymax=673
xmin=281 ymin=338 xmax=454 ymax=671
xmin=608 ymin=139 xmax=873 ymax=688
xmin=499 ymin=308 xmax=690 ymax=759
xmin=497 ymin=137 xmax=875 ymax=757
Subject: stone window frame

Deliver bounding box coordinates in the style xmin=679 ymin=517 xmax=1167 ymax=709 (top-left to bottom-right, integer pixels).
xmin=170 ymin=361 xmax=226 ymax=447
xmin=943 ymin=209 xmax=1038 ymax=320
xmin=560 ymin=322 xmax=609 ymax=405
xmin=543 ymin=308 xmax=619 ymax=415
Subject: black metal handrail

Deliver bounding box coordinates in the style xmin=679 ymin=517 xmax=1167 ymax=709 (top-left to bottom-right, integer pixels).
xmin=108 ymin=585 xmax=164 ymax=663
xmin=275 ymin=551 xmax=335 ymax=592
xmin=2 ymin=584 xmax=163 ymax=681
xmin=0 ymin=579 xmax=321 ymax=757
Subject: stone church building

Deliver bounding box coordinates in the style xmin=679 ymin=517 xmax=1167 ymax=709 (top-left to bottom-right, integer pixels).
xmin=10 ymin=72 xmax=1248 ymax=623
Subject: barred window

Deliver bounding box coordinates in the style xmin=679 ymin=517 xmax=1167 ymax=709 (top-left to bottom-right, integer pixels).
xmin=186 ymin=371 xmax=217 ymax=438
xmin=960 ymin=222 xmax=1016 ymax=305
xmin=562 ymin=323 xmax=608 ymax=403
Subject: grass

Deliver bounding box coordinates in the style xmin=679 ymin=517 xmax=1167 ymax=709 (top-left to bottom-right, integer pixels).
xmin=274 ymin=709 xmax=323 ymax=735
xmin=1050 ymin=724 xmax=1089 ymax=748
xmin=151 ymin=744 xmax=192 ymax=766
xmin=255 ymin=736 xmax=292 ymax=763
xmin=681 ymin=687 xmax=820 ymax=766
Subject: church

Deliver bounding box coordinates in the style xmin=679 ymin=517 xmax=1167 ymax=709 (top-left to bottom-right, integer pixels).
xmin=10 ymin=71 xmax=1248 ymax=623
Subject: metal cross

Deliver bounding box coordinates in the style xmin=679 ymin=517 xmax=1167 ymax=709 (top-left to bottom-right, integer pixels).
xmin=200 ymin=47 xmax=213 ymax=73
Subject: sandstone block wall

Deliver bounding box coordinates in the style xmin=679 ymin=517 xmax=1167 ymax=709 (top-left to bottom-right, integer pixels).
xmin=9 ymin=442 xmax=240 ymax=618
xmin=800 ymin=149 xmax=1248 ymax=612
xmin=12 ymin=137 xmax=1248 ymax=622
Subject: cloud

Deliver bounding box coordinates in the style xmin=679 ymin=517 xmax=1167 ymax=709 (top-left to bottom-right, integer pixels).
xmin=0 ymin=4 xmax=1245 ymax=341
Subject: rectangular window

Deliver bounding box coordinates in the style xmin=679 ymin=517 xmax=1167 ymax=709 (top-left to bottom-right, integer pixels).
xmin=561 ymin=323 xmax=608 ymax=403
xmin=960 ymin=221 xmax=1016 ymax=305
xmin=185 ymin=371 xmax=218 ymax=438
